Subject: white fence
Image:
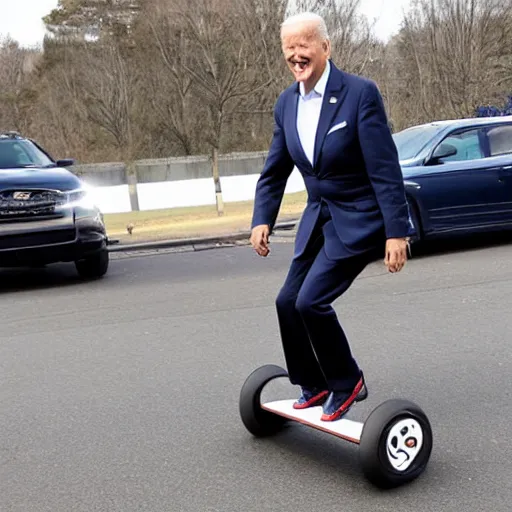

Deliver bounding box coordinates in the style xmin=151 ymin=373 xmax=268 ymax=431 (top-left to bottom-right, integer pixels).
xmin=87 ymin=169 xmax=306 ymax=214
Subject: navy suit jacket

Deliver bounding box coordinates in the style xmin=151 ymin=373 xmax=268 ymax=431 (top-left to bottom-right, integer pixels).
xmin=251 ymin=61 xmax=414 ymax=260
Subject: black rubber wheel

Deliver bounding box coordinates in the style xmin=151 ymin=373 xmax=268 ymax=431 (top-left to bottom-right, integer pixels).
xmin=359 ymin=398 xmax=433 ymax=489
xmin=75 ymin=248 xmax=109 ymax=279
xmin=239 ymin=364 xmax=289 ymax=437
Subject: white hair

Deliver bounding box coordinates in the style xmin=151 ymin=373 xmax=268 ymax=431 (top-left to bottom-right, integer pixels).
xmin=281 ymin=12 xmax=330 ymax=40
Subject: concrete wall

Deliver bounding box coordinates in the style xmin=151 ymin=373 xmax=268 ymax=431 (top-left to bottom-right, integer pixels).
xmin=72 ymin=152 xmax=306 ymax=214
xmin=73 ymin=151 xmax=269 ymax=187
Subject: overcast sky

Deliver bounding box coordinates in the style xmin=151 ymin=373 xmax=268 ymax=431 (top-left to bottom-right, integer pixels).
xmin=0 ymin=0 xmax=413 ymax=47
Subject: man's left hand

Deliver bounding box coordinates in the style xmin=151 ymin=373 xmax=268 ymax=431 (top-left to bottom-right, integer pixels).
xmin=384 ymin=238 xmax=408 ymax=273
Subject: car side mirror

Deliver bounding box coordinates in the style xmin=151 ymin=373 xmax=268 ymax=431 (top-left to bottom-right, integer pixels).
xmin=426 ymin=143 xmax=457 ymax=165
xmin=56 ymin=158 xmax=75 ymax=167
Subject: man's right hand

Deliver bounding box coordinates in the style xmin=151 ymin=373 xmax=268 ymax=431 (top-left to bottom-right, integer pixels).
xmin=250 ymin=224 xmax=270 ymax=257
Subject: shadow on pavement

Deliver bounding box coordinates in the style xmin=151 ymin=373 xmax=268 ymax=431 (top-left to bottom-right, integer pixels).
xmin=257 ymin=422 xmax=363 ymax=476
xmin=0 ymin=264 xmax=88 ymax=294
xmin=409 ymin=231 xmax=512 ymax=260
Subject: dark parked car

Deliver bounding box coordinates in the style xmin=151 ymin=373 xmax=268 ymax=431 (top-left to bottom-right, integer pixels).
xmin=0 ymin=131 xmax=109 ymax=278
xmin=394 ymin=116 xmax=512 ymax=244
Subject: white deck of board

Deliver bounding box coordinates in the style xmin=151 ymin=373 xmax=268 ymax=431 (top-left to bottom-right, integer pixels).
xmin=262 ymin=399 xmax=364 ymax=443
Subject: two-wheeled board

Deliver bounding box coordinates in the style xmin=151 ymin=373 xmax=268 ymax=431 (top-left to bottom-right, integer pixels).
xmin=239 ymin=364 xmax=433 ymax=489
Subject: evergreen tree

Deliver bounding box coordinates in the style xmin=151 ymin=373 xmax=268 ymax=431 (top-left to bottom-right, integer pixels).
xmin=43 ymin=0 xmax=139 ymax=42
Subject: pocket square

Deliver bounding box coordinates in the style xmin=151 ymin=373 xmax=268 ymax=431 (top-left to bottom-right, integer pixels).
xmin=327 ymin=121 xmax=347 ymax=135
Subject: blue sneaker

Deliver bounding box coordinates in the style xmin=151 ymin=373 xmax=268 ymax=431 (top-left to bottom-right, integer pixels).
xmin=293 ymin=387 xmax=329 ymax=410
xmin=320 ymin=374 xmax=367 ymax=421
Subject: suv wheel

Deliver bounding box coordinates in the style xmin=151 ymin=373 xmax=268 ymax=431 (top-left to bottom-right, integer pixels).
xmin=75 ymin=248 xmax=109 ymax=279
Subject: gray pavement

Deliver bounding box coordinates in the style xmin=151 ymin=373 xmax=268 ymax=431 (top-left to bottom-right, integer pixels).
xmin=1 ymin=235 xmax=512 ymax=511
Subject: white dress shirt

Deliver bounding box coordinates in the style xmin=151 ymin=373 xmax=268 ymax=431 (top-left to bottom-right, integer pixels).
xmin=296 ymin=60 xmax=331 ymax=166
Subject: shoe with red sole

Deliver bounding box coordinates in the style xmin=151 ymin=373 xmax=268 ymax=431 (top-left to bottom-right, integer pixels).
xmin=320 ymin=374 xmax=367 ymax=421
xmin=293 ymin=387 xmax=329 ymax=409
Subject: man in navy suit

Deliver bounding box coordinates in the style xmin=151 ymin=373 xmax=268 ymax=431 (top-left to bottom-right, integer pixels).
xmin=250 ymin=12 xmax=413 ymax=422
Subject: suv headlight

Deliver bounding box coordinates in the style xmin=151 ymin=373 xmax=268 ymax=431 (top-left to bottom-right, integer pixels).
xmin=63 ymin=187 xmax=97 ymax=209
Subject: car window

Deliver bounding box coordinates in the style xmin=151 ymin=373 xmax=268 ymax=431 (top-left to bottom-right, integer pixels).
xmin=438 ymin=128 xmax=485 ymax=162
xmin=0 ymin=140 xmax=54 ymax=169
xmin=487 ymin=124 xmax=512 ymax=156
xmin=392 ymin=124 xmax=443 ymax=161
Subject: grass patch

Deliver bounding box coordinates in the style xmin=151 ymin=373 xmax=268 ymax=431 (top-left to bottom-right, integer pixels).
xmin=104 ymin=190 xmax=307 ymax=243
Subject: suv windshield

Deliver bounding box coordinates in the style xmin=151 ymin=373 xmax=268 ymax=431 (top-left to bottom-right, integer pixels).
xmin=0 ymin=139 xmax=55 ymax=170
xmin=392 ymin=124 xmax=443 ymax=161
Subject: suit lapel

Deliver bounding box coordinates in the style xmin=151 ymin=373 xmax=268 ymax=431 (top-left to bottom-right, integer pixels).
xmin=287 ymin=88 xmax=313 ymax=173
xmin=313 ymin=63 xmax=347 ymax=169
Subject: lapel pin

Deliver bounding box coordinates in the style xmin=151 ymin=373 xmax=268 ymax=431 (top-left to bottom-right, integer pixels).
xmin=329 ymin=97 xmax=337 ymax=104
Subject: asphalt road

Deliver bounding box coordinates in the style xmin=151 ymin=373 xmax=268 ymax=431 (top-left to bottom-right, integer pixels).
xmin=1 ymin=235 xmax=512 ymax=512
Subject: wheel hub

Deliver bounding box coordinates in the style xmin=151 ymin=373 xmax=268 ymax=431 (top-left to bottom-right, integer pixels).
xmin=385 ymin=418 xmax=423 ymax=471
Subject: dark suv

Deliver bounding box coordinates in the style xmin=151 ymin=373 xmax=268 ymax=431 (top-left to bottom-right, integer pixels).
xmin=0 ymin=132 xmax=109 ymax=278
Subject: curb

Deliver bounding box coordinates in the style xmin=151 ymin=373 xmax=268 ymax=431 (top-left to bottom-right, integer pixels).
xmin=107 ymin=220 xmax=298 ymax=253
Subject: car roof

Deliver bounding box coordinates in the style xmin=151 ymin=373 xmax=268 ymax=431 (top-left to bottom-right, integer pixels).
xmin=409 ymin=116 xmax=512 ymax=131
xmin=0 ymin=131 xmax=26 ymax=140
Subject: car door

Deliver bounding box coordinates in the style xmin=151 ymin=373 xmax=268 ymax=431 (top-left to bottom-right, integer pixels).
xmin=416 ymin=126 xmax=509 ymax=233
xmin=485 ymin=123 xmax=512 ymax=222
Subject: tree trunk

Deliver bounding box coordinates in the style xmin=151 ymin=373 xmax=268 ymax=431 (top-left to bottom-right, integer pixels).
xmin=211 ymin=146 xmax=224 ymax=216
xmin=126 ymin=160 xmax=140 ymax=211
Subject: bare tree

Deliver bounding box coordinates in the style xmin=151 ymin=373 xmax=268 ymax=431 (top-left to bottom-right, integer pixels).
xmin=79 ymin=45 xmax=136 ymax=153
xmin=168 ymin=0 xmax=275 ymax=215
xmin=399 ymin=0 xmax=512 ymax=121
xmin=0 ymin=37 xmax=36 ymax=133
xmin=75 ymin=41 xmax=142 ymax=209
xmin=223 ymin=0 xmax=290 ymax=149
xmin=137 ymin=0 xmax=199 ymax=156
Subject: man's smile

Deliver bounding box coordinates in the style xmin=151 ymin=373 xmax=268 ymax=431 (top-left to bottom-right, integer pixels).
xmin=290 ymin=58 xmax=310 ymax=72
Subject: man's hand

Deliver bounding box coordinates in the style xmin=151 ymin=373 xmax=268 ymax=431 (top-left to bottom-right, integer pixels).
xmin=384 ymin=237 xmax=408 ymax=273
xmin=250 ymin=224 xmax=271 ymax=257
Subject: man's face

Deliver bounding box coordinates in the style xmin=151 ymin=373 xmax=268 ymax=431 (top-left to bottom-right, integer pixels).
xmin=281 ymin=21 xmax=330 ymax=91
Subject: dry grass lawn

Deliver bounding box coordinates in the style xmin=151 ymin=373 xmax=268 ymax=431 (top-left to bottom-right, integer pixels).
xmin=104 ymin=190 xmax=307 ymax=243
